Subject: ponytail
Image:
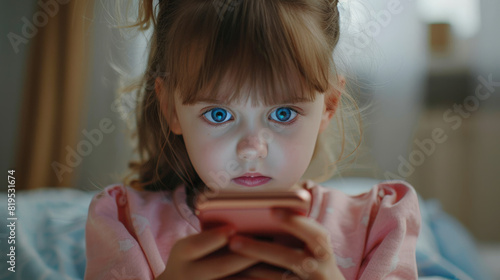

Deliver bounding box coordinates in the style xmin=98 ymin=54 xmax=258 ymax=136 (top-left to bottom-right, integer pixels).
xmin=136 ymin=0 xmax=157 ymax=30
xmin=116 ymin=0 xmax=158 ymax=30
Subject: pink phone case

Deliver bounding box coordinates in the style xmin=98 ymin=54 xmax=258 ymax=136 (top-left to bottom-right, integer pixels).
xmin=195 ymin=189 xmax=312 ymax=248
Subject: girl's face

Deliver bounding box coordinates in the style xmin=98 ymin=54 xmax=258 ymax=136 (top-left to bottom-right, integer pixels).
xmin=164 ymin=86 xmax=337 ymax=193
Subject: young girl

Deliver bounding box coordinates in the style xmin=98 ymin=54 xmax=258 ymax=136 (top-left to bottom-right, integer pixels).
xmin=85 ymin=0 xmax=420 ymax=279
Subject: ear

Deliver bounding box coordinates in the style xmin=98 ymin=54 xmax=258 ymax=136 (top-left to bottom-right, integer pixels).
xmin=319 ymin=76 xmax=345 ymax=133
xmin=155 ymin=77 xmax=182 ymax=135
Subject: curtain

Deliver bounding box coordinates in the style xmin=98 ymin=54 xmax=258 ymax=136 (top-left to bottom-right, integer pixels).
xmin=15 ymin=0 xmax=95 ymax=190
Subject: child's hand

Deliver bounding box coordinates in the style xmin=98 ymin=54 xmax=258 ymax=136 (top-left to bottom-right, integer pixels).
xmin=156 ymin=226 xmax=260 ymax=280
xmin=226 ymin=209 xmax=346 ymax=280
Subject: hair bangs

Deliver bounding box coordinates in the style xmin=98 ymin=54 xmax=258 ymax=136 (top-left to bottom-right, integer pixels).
xmin=165 ymin=0 xmax=333 ymax=106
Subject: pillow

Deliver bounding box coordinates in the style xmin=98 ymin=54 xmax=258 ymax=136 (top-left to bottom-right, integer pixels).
xmin=0 ymin=188 xmax=96 ymax=280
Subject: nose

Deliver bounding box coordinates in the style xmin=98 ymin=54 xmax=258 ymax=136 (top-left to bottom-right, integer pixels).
xmin=237 ymin=135 xmax=268 ymax=161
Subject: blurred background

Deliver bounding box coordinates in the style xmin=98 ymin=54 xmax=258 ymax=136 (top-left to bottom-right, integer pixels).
xmin=1 ymin=0 xmax=499 ymax=275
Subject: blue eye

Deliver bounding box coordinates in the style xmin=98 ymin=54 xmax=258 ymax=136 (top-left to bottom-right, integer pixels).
xmin=270 ymin=107 xmax=297 ymax=123
xmin=203 ymin=108 xmax=233 ymax=124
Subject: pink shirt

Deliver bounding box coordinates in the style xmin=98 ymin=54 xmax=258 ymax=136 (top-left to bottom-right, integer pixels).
xmin=84 ymin=180 xmax=421 ymax=279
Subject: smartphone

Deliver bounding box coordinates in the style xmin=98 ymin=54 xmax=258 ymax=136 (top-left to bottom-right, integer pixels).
xmin=194 ymin=187 xmax=312 ymax=249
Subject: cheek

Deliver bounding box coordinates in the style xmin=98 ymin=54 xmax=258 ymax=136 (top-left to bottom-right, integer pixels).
xmin=183 ymin=130 xmax=233 ymax=181
xmin=270 ymin=126 xmax=319 ymax=177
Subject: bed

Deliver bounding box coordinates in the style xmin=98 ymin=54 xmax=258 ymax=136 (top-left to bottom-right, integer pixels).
xmin=0 ymin=178 xmax=496 ymax=280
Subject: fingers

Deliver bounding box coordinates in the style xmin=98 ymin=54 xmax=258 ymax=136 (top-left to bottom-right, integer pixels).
xmin=221 ymin=276 xmax=263 ymax=280
xmin=193 ymin=250 xmax=261 ymax=280
xmin=228 ymin=235 xmax=305 ymax=275
xmin=226 ymin=210 xmax=335 ymax=279
xmin=271 ymin=208 xmax=333 ymax=260
xmin=175 ymin=226 xmax=236 ymax=261
xmin=235 ymin=263 xmax=299 ymax=280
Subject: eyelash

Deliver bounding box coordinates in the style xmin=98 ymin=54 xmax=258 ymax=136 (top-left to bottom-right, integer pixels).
xmin=200 ymin=106 xmax=301 ymax=126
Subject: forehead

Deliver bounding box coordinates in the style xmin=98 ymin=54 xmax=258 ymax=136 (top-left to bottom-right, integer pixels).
xmin=177 ymin=67 xmax=321 ymax=107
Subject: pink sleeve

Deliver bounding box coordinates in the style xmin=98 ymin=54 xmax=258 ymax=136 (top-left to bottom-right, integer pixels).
xmin=84 ymin=185 xmax=154 ymax=280
xmin=357 ymin=181 xmax=421 ymax=280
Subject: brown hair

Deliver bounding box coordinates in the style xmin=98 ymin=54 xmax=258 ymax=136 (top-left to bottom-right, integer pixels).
xmin=117 ymin=0 xmax=362 ymax=211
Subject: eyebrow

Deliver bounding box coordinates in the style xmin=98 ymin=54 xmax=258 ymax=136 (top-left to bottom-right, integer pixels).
xmin=191 ymin=96 xmax=313 ymax=106
xmin=192 ymin=97 xmax=226 ymax=104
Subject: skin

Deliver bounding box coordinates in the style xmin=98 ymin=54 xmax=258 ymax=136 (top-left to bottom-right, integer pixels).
xmin=155 ymin=77 xmax=346 ymax=280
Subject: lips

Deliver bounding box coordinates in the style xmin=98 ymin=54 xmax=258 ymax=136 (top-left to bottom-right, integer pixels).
xmin=232 ymin=173 xmax=271 ymax=187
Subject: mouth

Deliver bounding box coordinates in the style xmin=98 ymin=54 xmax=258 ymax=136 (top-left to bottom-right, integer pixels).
xmin=232 ymin=173 xmax=272 ymax=187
